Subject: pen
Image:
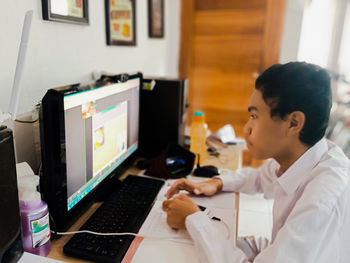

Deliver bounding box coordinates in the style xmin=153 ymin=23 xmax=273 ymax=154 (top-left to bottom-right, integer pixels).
xmin=198 ymin=205 xmax=206 ymax=211
xmin=197 ymin=205 xmax=221 ymax=221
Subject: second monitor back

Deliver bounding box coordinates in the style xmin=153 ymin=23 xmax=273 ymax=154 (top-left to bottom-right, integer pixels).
xmin=138 ymin=78 xmax=188 ymax=158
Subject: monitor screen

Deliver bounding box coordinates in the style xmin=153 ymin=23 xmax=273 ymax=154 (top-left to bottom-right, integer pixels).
xmin=40 ymin=74 xmax=141 ymax=232
xmin=64 ymin=79 xmax=139 ymax=211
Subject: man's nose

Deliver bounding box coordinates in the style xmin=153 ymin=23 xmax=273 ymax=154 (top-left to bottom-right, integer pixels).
xmin=243 ymin=121 xmax=251 ymax=135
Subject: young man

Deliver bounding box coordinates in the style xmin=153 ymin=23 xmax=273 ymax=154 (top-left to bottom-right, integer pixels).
xmin=162 ymin=62 xmax=350 ymax=263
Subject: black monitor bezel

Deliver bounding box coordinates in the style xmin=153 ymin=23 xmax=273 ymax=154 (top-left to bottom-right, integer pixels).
xmin=39 ymin=73 xmax=142 ymax=233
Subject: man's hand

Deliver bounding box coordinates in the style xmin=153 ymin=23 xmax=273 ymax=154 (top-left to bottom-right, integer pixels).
xmin=165 ymin=177 xmax=223 ymax=199
xmin=162 ymin=195 xmax=200 ymax=229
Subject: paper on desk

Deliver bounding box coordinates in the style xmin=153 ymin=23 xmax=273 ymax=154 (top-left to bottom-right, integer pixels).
xmin=139 ymin=182 xmax=236 ymax=242
xmin=131 ymin=238 xmax=200 ymax=263
xmin=132 ymin=183 xmax=237 ymax=263
xmin=138 ymin=200 xmax=193 ymax=243
xmin=18 ymin=252 xmax=64 ymax=263
xmin=139 ymin=200 xmax=236 ymax=243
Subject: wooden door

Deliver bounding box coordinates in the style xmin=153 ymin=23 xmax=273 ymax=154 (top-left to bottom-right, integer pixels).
xmin=179 ymin=0 xmax=287 ymax=137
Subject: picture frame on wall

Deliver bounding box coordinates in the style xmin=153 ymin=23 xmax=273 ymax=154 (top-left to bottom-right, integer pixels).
xmin=41 ymin=0 xmax=89 ymax=25
xmin=105 ymin=0 xmax=136 ymax=46
xmin=148 ymin=0 xmax=164 ymax=38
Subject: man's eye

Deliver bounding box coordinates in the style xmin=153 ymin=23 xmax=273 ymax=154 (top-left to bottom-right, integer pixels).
xmin=250 ymin=114 xmax=257 ymax=119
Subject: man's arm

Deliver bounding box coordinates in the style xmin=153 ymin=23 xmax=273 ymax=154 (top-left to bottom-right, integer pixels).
xmin=166 ymin=159 xmax=278 ymax=199
xmin=165 ymin=177 xmax=223 ymax=199
xmin=217 ymin=159 xmax=278 ymax=197
xmin=186 ymin=212 xmax=250 ymax=263
xmin=186 ymin=196 xmax=339 ymax=263
xmin=255 ymin=201 xmax=338 ymax=262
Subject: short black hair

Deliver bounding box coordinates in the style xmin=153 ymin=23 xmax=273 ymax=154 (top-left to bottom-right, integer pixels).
xmin=255 ymin=61 xmax=332 ymax=146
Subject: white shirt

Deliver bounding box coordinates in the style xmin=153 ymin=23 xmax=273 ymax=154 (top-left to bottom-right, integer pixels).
xmin=185 ymin=138 xmax=350 ymax=263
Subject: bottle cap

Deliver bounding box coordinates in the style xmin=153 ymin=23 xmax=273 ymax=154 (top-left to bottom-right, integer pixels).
xmin=193 ymin=111 xmax=205 ymax=122
xmin=194 ymin=111 xmax=204 ymax=117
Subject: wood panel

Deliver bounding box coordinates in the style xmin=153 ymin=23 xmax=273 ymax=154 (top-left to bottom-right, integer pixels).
xmin=180 ymin=0 xmax=287 ymax=164
xmin=192 ymin=34 xmax=263 ymax=70
xmin=178 ymin=0 xmax=195 ymax=78
xmin=195 ymin=9 xmax=265 ymax=35
xmin=195 ymin=0 xmax=267 ymax=10
xmin=261 ymin=0 xmax=287 ymax=70
xmin=187 ymin=6 xmax=265 ymax=135
xmin=201 ymin=108 xmax=250 ymax=136
xmin=190 ymin=69 xmax=255 ymax=111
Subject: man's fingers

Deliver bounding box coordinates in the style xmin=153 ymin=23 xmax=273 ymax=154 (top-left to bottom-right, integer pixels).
xmin=162 ymin=200 xmax=171 ymax=211
xmin=176 ymin=194 xmax=190 ymax=201
xmin=176 ymin=195 xmax=198 ymax=208
xmin=165 ymin=185 xmax=180 ymax=199
xmin=165 ymin=178 xmax=195 ymax=199
xmin=166 ymin=215 xmax=178 ymax=230
xmin=165 ymin=179 xmax=185 ymax=199
xmin=193 ymin=187 xmax=202 ymax=195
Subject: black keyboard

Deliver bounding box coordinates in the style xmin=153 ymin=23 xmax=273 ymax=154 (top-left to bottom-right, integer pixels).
xmin=63 ymin=175 xmax=165 ymax=263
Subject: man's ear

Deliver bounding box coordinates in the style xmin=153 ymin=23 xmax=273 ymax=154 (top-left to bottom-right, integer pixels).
xmin=287 ymin=111 xmax=305 ymax=135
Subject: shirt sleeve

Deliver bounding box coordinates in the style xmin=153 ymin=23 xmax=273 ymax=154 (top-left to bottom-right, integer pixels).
xmin=186 ymin=211 xmax=249 ymax=263
xmin=255 ymin=200 xmax=340 ymax=263
xmin=216 ymin=159 xmax=278 ymax=198
xmin=186 ymin=202 xmax=340 ymax=263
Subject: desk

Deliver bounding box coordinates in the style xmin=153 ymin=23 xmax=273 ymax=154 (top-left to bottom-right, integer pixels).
xmin=48 ymin=145 xmax=243 ymax=262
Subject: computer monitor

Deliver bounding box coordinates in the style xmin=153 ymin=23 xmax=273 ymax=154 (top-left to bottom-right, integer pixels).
xmin=138 ymin=77 xmax=188 ymax=157
xmin=39 ymin=73 xmax=141 ymax=232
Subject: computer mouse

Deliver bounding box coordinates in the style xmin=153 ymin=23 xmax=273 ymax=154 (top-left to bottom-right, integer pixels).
xmin=193 ymin=165 xmax=219 ymax=177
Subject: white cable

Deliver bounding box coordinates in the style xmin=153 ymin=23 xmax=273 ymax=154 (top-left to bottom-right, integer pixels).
xmin=52 ymin=230 xmax=193 ymax=245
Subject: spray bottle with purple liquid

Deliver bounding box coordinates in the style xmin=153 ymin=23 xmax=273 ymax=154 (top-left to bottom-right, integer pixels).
xmin=17 ymin=175 xmax=51 ymax=256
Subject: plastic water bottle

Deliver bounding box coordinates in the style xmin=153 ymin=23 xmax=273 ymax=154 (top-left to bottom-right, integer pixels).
xmin=18 ymin=175 xmax=51 ymax=256
xmin=190 ymin=111 xmax=207 ymax=165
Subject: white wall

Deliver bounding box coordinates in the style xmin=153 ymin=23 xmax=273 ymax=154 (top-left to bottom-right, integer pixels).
xmin=0 ymin=0 xmax=181 ymax=116
xmin=279 ymin=0 xmax=306 ymax=63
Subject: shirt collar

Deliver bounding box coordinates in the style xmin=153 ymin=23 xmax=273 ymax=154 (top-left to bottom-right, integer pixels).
xmin=276 ymin=138 xmax=328 ymax=195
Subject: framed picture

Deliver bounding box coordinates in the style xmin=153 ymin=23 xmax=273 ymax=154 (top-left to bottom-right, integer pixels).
xmin=41 ymin=0 xmax=89 ymax=25
xmin=148 ymin=0 xmax=164 ymax=38
xmin=105 ymin=0 xmax=136 ymax=46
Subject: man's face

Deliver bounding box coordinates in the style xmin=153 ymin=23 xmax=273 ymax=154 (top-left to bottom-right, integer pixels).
xmin=243 ymin=89 xmax=290 ymax=160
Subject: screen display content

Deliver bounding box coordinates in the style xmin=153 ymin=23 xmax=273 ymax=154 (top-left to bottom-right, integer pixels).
xmin=40 ymin=74 xmax=141 ymax=232
xmin=63 ymin=80 xmax=140 ymax=211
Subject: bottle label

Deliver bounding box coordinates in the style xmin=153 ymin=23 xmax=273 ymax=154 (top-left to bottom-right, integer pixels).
xmin=30 ymin=213 xmax=50 ymax=248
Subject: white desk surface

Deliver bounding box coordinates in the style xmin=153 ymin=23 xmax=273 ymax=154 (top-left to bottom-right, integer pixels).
xmin=47 ymin=179 xmax=236 ymax=263
xmin=129 ymin=180 xmax=236 ymax=263
xmin=47 ymin=146 xmax=242 ymax=262
xmin=19 ymin=252 xmax=64 ymax=263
